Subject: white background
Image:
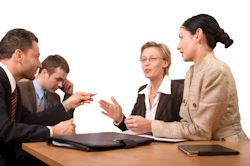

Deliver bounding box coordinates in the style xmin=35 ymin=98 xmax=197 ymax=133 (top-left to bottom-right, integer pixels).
xmin=1 ymin=0 xmax=249 ymax=136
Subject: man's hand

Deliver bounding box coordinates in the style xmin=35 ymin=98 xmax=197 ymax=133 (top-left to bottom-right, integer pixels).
xmin=52 ymin=118 xmax=76 ymax=136
xmin=62 ymin=92 xmax=95 ymax=111
xmin=61 ymin=79 xmax=74 ymax=100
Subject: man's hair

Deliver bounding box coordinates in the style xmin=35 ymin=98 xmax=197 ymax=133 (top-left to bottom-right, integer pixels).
xmin=39 ymin=54 xmax=70 ymax=75
xmin=0 ymin=28 xmax=38 ymax=59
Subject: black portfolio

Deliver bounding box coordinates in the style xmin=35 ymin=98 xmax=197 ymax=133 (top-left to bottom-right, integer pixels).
xmin=47 ymin=132 xmax=153 ymax=152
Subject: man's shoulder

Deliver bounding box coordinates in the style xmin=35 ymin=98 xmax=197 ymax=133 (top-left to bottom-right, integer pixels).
xmin=17 ymin=79 xmax=32 ymax=87
xmin=17 ymin=79 xmax=34 ymax=94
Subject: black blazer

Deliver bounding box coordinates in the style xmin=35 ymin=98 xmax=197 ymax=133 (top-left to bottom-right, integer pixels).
xmin=117 ymin=80 xmax=184 ymax=131
xmin=18 ymin=80 xmax=61 ymax=113
xmin=18 ymin=80 xmax=74 ymax=117
xmin=0 ymin=67 xmax=71 ymax=165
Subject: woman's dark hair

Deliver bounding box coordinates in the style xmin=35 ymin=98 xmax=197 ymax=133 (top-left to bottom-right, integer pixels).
xmin=182 ymin=14 xmax=233 ymax=49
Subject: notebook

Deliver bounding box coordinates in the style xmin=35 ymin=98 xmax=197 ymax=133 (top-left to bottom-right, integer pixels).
xmin=47 ymin=132 xmax=153 ymax=152
xmin=178 ymin=144 xmax=240 ymax=156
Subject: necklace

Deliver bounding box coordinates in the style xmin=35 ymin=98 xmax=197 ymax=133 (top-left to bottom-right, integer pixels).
xmin=150 ymin=86 xmax=158 ymax=99
xmin=152 ymin=93 xmax=157 ymax=98
xmin=150 ymin=90 xmax=157 ymax=98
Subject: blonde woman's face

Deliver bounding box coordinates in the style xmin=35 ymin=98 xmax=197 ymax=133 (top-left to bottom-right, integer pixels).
xmin=140 ymin=47 xmax=168 ymax=80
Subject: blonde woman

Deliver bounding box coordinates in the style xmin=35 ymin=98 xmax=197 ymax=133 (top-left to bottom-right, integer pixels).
xmin=99 ymin=41 xmax=183 ymax=134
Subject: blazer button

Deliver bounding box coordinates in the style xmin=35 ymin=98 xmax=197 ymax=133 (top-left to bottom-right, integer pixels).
xmin=193 ymin=103 xmax=197 ymax=108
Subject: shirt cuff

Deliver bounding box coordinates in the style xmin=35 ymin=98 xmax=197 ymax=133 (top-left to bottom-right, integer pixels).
xmin=113 ymin=114 xmax=124 ymax=126
xmin=62 ymin=100 xmax=70 ymax=112
xmin=47 ymin=126 xmax=53 ymax=136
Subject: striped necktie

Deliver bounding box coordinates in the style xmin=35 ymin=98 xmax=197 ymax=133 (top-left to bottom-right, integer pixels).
xmin=11 ymin=88 xmax=17 ymax=121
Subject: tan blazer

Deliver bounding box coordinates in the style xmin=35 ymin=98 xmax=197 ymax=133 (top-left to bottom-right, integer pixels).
xmin=152 ymin=52 xmax=249 ymax=143
xmin=18 ymin=80 xmax=61 ymax=113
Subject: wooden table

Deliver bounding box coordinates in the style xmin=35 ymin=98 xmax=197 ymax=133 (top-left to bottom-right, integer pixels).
xmin=22 ymin=141 xmax=250 ymax=166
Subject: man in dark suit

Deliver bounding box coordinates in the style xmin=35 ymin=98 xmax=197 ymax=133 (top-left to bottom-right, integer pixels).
xmin=18 ymin=55 xmax=75 ymax=116
xmin=0 ymin=28 xmax=94 ymax=166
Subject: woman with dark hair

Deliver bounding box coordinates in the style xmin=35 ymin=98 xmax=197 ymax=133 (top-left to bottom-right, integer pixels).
xmin=151 ymin=14 xmax=249 ymax=142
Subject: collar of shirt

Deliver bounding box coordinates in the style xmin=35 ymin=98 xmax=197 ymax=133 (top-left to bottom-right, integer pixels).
xmin=33 ymin=79 xmax=46 ymax=99
xmin=138 ymin=75 xmax=171 ymax=95
xmin=0 ymin=62 xmax=16 ymax=93
xmin=192 ymin=51 xmax=214 ymax=73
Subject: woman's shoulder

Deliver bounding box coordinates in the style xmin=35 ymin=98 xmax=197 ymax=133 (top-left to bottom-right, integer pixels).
xmin=171 ymin=79 xmax=184 ymax=93
xmin=171 ymin=79 xmax=184 ymax=85
xmin=210 ymin=56 xmax=232 ymax=74
xmin=138 ymin=84 xmax=147 ymax=92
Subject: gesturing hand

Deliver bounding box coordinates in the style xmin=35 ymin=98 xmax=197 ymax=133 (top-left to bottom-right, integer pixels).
xmin=99 ymin=96 xmax=123 ymax=123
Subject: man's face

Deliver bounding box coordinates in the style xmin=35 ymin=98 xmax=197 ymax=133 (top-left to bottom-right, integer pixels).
xmin=43 ymin=67 xmax=68 ymax=92
xmin=20 ymin=41 xmax=42 ymax=80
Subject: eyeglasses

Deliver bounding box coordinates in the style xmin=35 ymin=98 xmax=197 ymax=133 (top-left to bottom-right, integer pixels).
xmin=139 ymin=57 xmax=163 ymax=64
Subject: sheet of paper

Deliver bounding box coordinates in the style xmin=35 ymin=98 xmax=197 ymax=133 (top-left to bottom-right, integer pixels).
xmin=139 ymin=134 xmax=187 ymax=143
xmin=123 ymin=130 xmax=187 ymax=143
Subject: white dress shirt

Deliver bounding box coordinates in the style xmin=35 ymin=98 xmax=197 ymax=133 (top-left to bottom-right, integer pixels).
xmin=138 ymin=76 xmax=171 ymax=120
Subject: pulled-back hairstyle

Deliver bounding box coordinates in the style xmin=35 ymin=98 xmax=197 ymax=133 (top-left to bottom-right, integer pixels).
xmin=0 ymin=28 xmax=38 ymax=59
xmin=39 ymin=54 xmax=69 ymax=75
xmin=182 ymin=14 xmax=233 ymax=49
xmin=141 ymin=41 xmax=171 ymax=75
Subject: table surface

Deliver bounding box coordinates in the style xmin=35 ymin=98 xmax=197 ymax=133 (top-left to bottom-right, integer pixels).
xmin=22 ymin=140 xmax=250 ymax=166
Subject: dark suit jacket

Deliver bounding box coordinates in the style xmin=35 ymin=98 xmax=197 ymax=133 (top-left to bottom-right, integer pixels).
xmin=0 ymin=67 xmax=71 ymax=165
xmin=18 ymin=80 xmax=62 ymax=112
xmin=18 ymin=80 xmax=74 ymax=117
xmin=117 ymin=80 xmax=184 ymax=131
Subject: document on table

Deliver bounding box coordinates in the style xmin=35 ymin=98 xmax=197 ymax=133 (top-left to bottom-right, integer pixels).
xmin=139 ymin=134 xmax=187 ymax=143
xmin=123 ymin=130 xmax=187 ymax=143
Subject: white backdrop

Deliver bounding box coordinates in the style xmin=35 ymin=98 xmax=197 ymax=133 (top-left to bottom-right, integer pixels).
xmin=1 ymin=0 xmax=249 ymax=136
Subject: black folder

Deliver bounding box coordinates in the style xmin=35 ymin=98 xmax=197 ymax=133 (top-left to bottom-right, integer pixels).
xmin=47 ymin=132 xmax=153 ymax=152
xmin=178 ymin=144 xmax=240 ymax=156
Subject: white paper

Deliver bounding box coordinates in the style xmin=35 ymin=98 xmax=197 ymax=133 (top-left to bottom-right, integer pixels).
xmin=139 ymin=134 xmax=187 ymax=143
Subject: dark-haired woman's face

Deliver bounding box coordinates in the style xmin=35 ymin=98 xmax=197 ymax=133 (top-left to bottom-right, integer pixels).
xmin=177 ymin=27 xmax=196 ymax=62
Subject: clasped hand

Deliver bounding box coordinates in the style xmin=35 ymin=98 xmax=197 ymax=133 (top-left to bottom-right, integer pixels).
xmin=125 ymin=115 xmax=152 ymax=134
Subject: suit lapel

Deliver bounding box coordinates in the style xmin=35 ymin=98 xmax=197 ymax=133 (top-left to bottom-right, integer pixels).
xmin=0 ymin=67 xmax=13 ymax=117
xmin=47 ymin=91 xmax=62 ymax=107
xmin=27 ymin=81 xmax=37 ymax=112
xmin=155 ymin=94 xmax=171 ymax=119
